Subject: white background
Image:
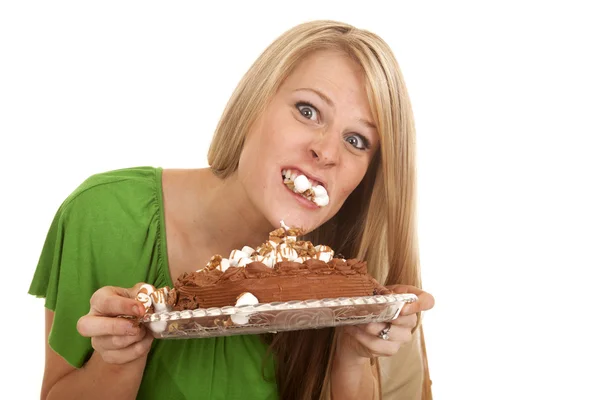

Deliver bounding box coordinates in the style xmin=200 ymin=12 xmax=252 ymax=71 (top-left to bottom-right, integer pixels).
xmin=2 ymin=1 xmax=599 ymax=399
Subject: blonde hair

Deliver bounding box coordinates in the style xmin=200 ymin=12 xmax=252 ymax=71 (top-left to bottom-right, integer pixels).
xmin=208 ymin=20 xmax=431 ymax=400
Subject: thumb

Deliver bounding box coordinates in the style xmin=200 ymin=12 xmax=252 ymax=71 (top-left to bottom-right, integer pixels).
xmin=399 ymin=291 xmax=435 ymax=316
xmin=90 ymin=283 xmax=149 ymax=317
xmin=385 ymin=285 xmax=435 ymax=315
xmin=123 ymin=282 xmax=153 ymax=299
xmin=125 ymin=282 xmax=155 ymax=316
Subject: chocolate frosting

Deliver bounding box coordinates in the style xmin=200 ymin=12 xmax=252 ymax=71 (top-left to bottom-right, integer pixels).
xmin=172 ymin=258 xmax=389 ymax=310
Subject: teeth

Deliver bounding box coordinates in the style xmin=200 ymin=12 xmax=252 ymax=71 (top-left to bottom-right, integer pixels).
xmin=308 ymin=178 xmax=319 ymax=187
xmin=281 ymin=170 xmax=329 ymax=207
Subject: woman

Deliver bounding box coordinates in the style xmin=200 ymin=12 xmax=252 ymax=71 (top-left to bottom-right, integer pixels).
xmin=29 ymin=20 xmax=434 ymax=399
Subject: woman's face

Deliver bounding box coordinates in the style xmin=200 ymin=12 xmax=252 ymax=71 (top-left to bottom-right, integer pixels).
xmin=238 ymin=49 xmax=380 ymax=233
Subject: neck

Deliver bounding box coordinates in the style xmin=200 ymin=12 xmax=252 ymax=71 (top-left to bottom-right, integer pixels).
xmin=193 ymin=168 xmax=275 ymax=255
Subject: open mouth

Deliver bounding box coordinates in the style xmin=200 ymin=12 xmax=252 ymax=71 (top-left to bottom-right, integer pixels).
xmin=281 ymin=168 xmax=329 ymax=207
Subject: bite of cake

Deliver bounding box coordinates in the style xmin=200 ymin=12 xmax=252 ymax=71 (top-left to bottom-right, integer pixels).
xmin=281 ymin=169 xmax=329 ymax=207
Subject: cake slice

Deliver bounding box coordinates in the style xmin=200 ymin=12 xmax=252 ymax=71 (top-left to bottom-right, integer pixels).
xmin=136 ymin=221 xmax=390 ymax=316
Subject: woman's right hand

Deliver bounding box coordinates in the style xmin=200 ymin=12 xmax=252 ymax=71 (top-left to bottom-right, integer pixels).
xmin=77 ymin=283 xmax=154 ymax=365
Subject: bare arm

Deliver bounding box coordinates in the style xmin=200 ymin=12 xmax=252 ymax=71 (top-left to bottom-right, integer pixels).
xmin=42 ymin=309 xmax=149 ymax=400
xmin=331 ymin=285 xmax=435 ymax=400
xmin=330 ymin=356 xmax=379 ymax=400
xmin=41 ymin=285 xmax=153 ymax=400
xmin=379 ymin=331 xmax=424 ymax=400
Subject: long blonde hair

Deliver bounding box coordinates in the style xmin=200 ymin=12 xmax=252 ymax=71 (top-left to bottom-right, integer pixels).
xmin=208 ymin=20 xmax=431 ymax=400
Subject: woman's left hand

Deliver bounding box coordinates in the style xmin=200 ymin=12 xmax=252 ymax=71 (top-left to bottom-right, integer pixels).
xmin=337 ymin=285 xmax=435 ymax=360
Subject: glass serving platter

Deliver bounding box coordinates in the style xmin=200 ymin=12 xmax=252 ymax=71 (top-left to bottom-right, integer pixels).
xmin=140 ymin=293 xmax=417 ymax=339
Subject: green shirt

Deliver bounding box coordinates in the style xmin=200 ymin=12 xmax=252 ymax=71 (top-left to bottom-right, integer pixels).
xmin=28 ymin=166 xmax=278 ymax=400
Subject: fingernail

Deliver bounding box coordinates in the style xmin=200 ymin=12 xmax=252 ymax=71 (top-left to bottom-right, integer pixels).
xmin=132 ymin=305 xmax=141 ymax=316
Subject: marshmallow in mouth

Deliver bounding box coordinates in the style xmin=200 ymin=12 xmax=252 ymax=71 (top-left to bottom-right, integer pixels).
xmin=281 ymin=169 xmax=329 ymax=207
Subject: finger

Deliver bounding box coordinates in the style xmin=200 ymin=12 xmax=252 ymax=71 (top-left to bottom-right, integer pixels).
xmin=100 ymin=282 xmax=148 ymax=299
xmin=101 ymin=330 xmax=154 ymax=365
xmin=388 ymin=285 xmax=434 ymax=315
xmin=356 ymin=320 xmax=414 ymax=341
xmin=345 ymin=325 xmax=400 ymax=357
xmin=89 ymin=286 xmax=145 ymax=317
xmin=351 ymin=324 xmax=413 ymax=347
xmin=77 ymin=315 xmax=140 ymax=337
xmin=387 ymin=284 xmax=423 ymax=295
xmin=390 ymin=314 xmax=418 ymax=329
xmin=91 ymin=328 xmax=146 ymax=351
xmin=400 ymin=291 xmax=435 ymax=315
xmin=357 ymin=322 xmax=388 ymax=337
xmin=388 ymin=284 xmax=433 ymax=300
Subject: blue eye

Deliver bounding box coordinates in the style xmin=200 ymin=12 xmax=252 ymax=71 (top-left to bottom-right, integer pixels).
xmin=296 ymin=102 xmax=318 ymax=121
xmin=345 ymin=134 xmax=369 ymax=150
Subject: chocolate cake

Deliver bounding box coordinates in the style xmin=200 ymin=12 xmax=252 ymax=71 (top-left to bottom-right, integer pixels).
xmin=136 ymin=221 xmax=389 ymax=319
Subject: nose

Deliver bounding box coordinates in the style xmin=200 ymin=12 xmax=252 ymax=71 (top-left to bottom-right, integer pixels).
xmin=309 ymin=132 xmax=340 ymax=167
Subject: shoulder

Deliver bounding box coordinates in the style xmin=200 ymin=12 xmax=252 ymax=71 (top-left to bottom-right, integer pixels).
xmin=58 ymin=166 xmax=163 ymax=225
xmin=66 ymin=166 xmax=161 ymax=204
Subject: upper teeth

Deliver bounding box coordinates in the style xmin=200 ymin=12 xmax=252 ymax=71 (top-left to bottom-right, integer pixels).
xmin=281 ymin=169 xmax=329 ymax=206
xmin=282 ymin=169 xmax=321 ymax=187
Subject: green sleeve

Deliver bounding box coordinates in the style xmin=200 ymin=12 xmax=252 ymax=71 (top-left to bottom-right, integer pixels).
xmin=28 ymin=167 xmax=168 ymax=368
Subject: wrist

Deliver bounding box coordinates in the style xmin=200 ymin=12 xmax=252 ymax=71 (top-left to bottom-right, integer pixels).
xmin=334 ymin=330 xmax=372 ymax=368
xmin=333 ymin=350 xmax=370 ymax=370
xmin=87 ymin=351 xmax=148 ymax=376
xmin=331 ymin=354 xmax=377 ymax=400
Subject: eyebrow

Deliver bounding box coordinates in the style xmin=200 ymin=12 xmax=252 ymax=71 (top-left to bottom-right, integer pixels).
xmin=294 ymin=87 xmax=377 ymax=130
xmin=295 ymin=88 xmax=334 ymax=108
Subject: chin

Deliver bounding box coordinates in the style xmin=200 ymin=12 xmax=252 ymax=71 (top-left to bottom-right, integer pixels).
xmin=265 ymin=208 xmax=305 ymax=230
xmin=263 ymin=207 xmax=323 ymax=235
xmin=259 ymin=180 xmax=331 ymax=234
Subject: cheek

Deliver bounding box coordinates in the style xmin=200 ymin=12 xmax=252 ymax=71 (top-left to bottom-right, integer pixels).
xmin=238 ymin=135 xmax=269 ymax=186
xmin=337 ymin=185 xmax=358 ymax=207
xmin=338 ymin=181 xmax=356 ymax=199
xmin=268 ymin=109 xmax=311 ymax=145
xmin=335 ymin=163 xmax=370 ymax=200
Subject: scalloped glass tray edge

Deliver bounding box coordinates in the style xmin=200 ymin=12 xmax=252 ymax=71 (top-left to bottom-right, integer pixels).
xmin=141 ymin=293 xmax=418 ymax=339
